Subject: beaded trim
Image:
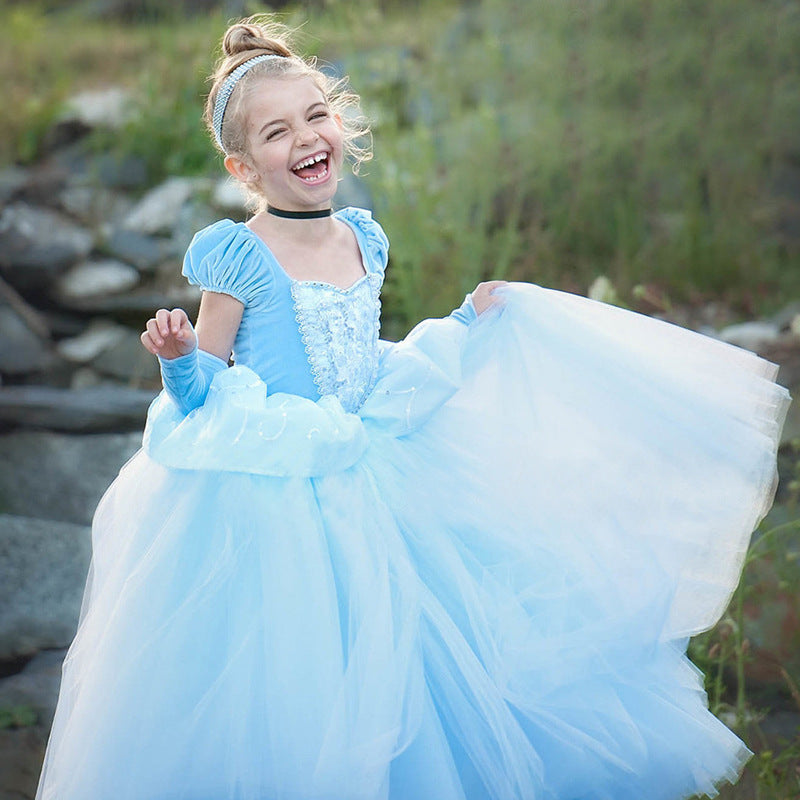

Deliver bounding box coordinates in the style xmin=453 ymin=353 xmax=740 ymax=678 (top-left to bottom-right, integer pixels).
xmin=290 ymin=273 xmax=382 ymax=413
xmin=212 ymin=54 xmax=284 ymax=151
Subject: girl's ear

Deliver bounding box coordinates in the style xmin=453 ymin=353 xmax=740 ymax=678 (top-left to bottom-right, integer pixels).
xmin=224 ymin=154 xmax=257 ymax=184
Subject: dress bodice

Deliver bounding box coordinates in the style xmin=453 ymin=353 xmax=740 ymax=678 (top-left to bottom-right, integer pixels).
xmin=182 ymin=208 xmax=388 ymax=413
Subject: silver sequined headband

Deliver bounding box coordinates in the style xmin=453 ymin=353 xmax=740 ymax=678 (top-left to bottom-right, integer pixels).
xmin=212 ymin=54 xmax=284 ymax=151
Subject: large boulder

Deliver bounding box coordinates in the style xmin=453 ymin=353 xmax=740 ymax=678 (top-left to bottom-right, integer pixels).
xmin=0 ymin=430 xmax=141 ymax=525
xmin=53 ymin=258 xmax=140 ymax=307
xmin=0 ymin=386 xmax=156 ymax=433
xmin=0 ymin=204 xmax=94 ymax=295
xmin=0 ymin=515 xmax=91 ymax=659
xmin=122 ymin=177 xmax=201 ymax=236
xmin=0 ymin=303 xmax=53 ymax=376
xmin=0 ymin=649 xmax=67 ymax=730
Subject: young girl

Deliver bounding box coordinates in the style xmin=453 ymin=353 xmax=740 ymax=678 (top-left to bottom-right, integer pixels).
xmin=37 ymin=17 xmax=790 ymax=800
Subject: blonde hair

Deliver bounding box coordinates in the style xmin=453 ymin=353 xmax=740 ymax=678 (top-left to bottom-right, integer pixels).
xmin=204 ymin=17 xmax=372 ymax=188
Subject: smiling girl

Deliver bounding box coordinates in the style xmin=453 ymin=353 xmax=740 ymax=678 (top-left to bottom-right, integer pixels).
xmin=37 ymin=16 xmax=789 ymax=800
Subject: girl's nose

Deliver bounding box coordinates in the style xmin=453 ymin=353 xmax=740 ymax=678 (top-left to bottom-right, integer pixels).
xmin=296 ymin=125 xmax=319 ymax=146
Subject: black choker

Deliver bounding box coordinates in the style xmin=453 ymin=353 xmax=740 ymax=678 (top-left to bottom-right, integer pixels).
xmin=267 ymin=206 xmax=333 ymax=220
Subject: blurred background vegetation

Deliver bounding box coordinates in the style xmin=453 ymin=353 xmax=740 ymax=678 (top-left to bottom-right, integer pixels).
xmin=1 ymin=0 xmax=798 ymax=796
xmin=2 ymin=0 xmax=799 ymax=334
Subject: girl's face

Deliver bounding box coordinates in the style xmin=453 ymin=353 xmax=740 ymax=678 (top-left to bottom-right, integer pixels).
xmin=226 ymin=75 xmax=344 ymax=212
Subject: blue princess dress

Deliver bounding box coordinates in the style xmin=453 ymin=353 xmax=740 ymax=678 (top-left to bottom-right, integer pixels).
xmin=37 ymin=208 xmax=790 ymax=800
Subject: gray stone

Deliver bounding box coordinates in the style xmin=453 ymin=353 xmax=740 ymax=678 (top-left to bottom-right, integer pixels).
xmin=0 ymin=167 xmax=29 ymax=206
xmin=92 ymin=327 xmax=161 ymax=383
xmin=0 ymin=515 xmax=91 ymax=658
xmin=211 ymin=176 xmax=248 ymax=214
xmin=53 ymin=258 xmax=140 ymax=304
xmin=58 ymin=183 xmax=131 ymax=225
xmin=104 ymin=226 xmax=165 ymax=272
xmin=0 ymin=385 xmax=156 ymax=433
xmin=52 ymin=142 xmax=149 ymax=191
xmin=0 ymin=305 xmax=53 ymax=375
xmin=717 ymin=320 xmax=781 ymax=352
xmin=122 ymin=177 xmax=200 ymax=235
xmin=0 ymin=430 xmax=141 ymax=524
xmin=58 ymin=283 xmax=201 ymax=317
xmin=59 ymin=87 xmax=133 ymax=130
xmin=56 ymin=319 xmax=128 ymax=363
xmin=0 ymin=204 xmax=93 ymax=292
xmin=771 ymin=300 xmax=800 ymax=331
xmin=0 ymin=649 xmax=66 ymax=728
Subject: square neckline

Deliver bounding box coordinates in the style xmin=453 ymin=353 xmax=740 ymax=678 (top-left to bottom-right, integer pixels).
xmin=239 ymin=210 xmax=371 ymax=294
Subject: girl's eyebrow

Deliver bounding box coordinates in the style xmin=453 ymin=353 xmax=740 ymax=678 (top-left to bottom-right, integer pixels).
xmin=258 ymin=102 xmax=328 ymax=137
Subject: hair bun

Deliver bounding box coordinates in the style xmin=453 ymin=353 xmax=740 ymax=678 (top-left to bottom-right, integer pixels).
xmin=222 ymin=22 xmax=292 ymax=58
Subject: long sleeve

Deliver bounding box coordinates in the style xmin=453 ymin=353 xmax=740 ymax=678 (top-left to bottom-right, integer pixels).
xmin=158 ymin=348 xmax=228 ymax=415
xmin=449 ymin=293 xmax=478 ymax=326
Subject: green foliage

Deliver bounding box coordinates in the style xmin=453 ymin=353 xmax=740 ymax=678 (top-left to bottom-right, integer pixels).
xmin=345 ymin=0 xmax=800 ymax=329
xmin=3 ymin=0 xmax=798 ymax=325
xmin=688 ymin=512 xmax=800 ymax=799
xmin=0 ymin=705 xmax=38 ymax=730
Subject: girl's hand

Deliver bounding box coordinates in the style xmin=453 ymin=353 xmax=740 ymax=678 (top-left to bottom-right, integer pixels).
xmin=472 ymin=280 xmax=508 ymax=315
xmin=140 ymin=308 xmax=197 ymax=360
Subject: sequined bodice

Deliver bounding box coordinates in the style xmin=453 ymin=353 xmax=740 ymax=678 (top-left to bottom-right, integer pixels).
xmin=181 ymin=208 xmax=390 ymax=413
xmin=290 ymin=273 xmax=382 ymax=413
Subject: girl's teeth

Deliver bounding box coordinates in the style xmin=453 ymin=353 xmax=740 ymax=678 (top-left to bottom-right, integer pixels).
xmin=293 ymin=153 xmax=328 ymax=171
xmin=299 ymin=165 xmax=329 ymax=183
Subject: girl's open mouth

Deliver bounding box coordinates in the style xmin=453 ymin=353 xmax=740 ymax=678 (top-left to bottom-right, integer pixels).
xmin=291 ymin=152 xmax=330 ymax=183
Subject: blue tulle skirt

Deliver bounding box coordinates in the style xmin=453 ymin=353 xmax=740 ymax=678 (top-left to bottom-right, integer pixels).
xmin=37 ymin=284 xmax=789 ymax=800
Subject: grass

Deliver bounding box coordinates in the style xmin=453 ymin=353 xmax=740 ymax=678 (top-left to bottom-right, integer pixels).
xmin=688 ymin=504 xmax=800 ymax=798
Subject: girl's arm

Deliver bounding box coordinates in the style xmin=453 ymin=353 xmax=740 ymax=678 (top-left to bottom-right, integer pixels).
xmin=141 ymin=291 xmax=244 ymax=414
xmin=450 ymin=280 xmax=507 ymax=324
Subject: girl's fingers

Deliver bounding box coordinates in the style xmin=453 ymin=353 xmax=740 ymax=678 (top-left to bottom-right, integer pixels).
xmin=140 ymin=330 xmax=158 ymax=356
xmin=170 ymin=308 xmax=186 ymax=335
xmin=155 ymin=308 xmax=171 ymax=337
xmin=146 ymin=317 xmax=164 ymax=347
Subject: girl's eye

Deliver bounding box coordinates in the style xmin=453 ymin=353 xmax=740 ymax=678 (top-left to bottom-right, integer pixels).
xmin=265 ymin=128 xmax=285 ymax=141
xmin=310 ymin=112 xmax=328 ymax=121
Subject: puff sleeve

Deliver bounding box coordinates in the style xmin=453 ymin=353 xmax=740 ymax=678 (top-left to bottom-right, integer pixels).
xmin=182 ymin=220 xmax=271 ymax=305
xmin=336 ymin=208 xmax=390 ymax=276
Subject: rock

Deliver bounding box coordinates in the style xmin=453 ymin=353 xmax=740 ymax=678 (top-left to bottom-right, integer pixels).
xmin=56 ymin=319 xmax=128 ymax=363
xmin=53 ymin=258 xmax=140 ymax=305
xmin=57 ymin=284 xmax=201 ymax=318
xmin=717 ymin=320 xmax=781 ymax=352
xmin=0 ymin=305 xmax=53 ymax=376
xmin=0 ymin=515 xmax=91 ymax=659
xmin=0 ymin=204 xmax=93 ymax=293
xmin=58 ymin=183 xmax=131 ymax=226
xmin=52 ymin=141 xmax=149 ymax=191
xmin=0 ymin=385 xmax=156 ymax=433
xmin=59 ymin=87 xmax=133 ymax=131
xmin=92 ymin=328 xmax=161 ymax=383
xmin=771 ymin=300 xmax=800 ymax=332
xmin=173 ymin=199 xmax=218 ymax=257
xmin=0 ymin=167 xmax=29 ymax=206
xmin=211 ymin=176 xmax=248 ymax=214
xmin=0 ymin=430 xmax=141 ymax=524
xmin=122 ymin=177 xmax=199 ymax=235
xmin=69 ymin=367 xmax=107 ymax=390
xmin=587 ymin=275 xmax=621 ymax=306
xmin=0 ymin=649 xmax=66 ymax=729
xmin=104 ymin=227 xmax=165 ymax=272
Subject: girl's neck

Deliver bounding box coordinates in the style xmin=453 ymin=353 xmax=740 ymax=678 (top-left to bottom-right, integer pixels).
xmin=249 ymin=210 xmax=337 ymax=246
